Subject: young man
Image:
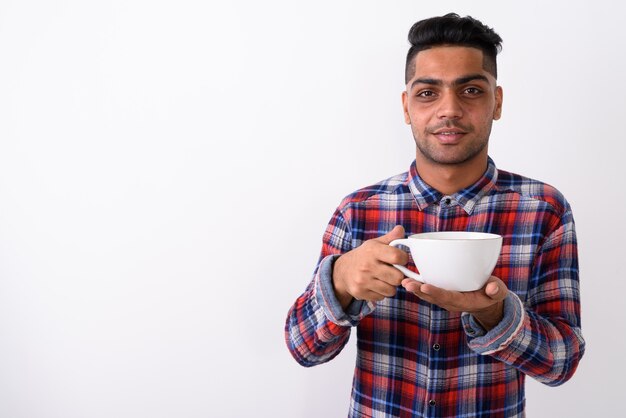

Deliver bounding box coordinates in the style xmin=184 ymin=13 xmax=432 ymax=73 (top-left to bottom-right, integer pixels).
xmin=285 ymin=13 xmax=584 ymax=417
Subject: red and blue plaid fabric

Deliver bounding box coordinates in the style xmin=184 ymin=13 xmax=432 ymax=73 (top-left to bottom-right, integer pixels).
xmin=285 ymin=158 xmax=584 ymax=417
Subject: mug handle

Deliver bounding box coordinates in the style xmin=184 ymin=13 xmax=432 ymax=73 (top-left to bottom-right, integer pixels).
xmin=389 ymin=239 xmax=423 ymax=282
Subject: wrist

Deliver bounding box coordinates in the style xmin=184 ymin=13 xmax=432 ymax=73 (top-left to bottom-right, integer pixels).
xmin=471 ymin=301 xmax=504 ymax=331
xmin=332 ymin=256 xmax=354 ymax=309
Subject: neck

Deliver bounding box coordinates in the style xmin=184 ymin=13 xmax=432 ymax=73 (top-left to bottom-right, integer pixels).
xmin=415 ymin=154 xmax=488 ymax=195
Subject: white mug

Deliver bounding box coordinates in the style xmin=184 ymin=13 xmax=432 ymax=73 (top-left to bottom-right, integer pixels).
xmin=389 ymin=231 xmax=502 ymax=292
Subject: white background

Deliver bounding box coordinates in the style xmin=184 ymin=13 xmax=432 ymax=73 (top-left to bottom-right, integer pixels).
xmin=0 ymin=0 xmax=623 ymax=417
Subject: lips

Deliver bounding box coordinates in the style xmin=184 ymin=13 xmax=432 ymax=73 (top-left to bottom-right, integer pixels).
xmin=432 ymin=129 xmax=466 ymax=143
xmin=433 ymin=128 xmax=466 ymax=135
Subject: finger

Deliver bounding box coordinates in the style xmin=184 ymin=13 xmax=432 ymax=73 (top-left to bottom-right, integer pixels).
xmin=373 ymin=263 xmax=406 ymax=287
xmin=419 ymin=283 xmax=456 ymax=306
xmin=347 ymin=272 xmax=399 ymax=299
xmin=401 ymin=280 xmax=442 ymax=306
xmin=353 ymin=286 xmax=395 ymax=302
xmin=420 ymin=284 xmax=489 ymax=311
xmin=368 ymin=279 xmax=399 ymax=298
xmin=401 ymin=278 xmax=423 ymax=294
xmin=374 ymin=225 xmax=405 ymax=245
xmin=420 ymin=281 xmax=503 ymax=312
xmin=375 ymin=244 xmax=409 ymax=266
xmin=364 ymin=291 xmax=388 ymax=302
xmin=483 ymin=276 xmax=508 ymax=301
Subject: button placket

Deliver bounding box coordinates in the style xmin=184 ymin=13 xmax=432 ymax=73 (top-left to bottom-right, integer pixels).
xmin=437 ymin=195 xmax=455 ymax=231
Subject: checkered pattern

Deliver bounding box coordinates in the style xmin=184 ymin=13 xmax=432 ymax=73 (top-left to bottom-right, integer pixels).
xmin=285 ymin=158 xmax=584 ymax=417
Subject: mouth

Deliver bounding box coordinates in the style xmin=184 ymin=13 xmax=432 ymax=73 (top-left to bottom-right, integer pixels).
xmin=431 ymin=129 xmax=467 ymax=143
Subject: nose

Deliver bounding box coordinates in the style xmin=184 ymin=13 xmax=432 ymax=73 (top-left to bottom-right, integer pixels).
xmin=436 ymin=91 xmax=463 ymax=119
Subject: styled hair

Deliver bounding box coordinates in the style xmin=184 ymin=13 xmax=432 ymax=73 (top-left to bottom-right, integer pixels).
xmin=405 ymin=13 xmax=503 ymax=84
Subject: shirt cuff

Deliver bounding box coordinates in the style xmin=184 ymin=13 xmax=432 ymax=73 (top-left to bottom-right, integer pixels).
xmin=461 ymin=292 xmax=525 ymax=355
xmin=314 ymin=254 xmax=376 ymax=327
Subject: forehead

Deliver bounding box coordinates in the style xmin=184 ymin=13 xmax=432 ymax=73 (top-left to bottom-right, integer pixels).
xmin=411 ymin=46 xmax=492 ymax=82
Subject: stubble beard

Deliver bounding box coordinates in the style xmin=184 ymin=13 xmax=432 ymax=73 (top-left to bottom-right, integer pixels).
xmin=413 ymin=123 xmax=492 ymax=165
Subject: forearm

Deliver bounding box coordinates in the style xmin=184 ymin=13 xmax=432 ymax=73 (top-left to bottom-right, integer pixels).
xmin=472 ymin=207 xmax=584 ymax=385
xmin=284 ymin=283 xmax=352 ymax=367
xmin=285 ymin=255 xmax=373 ymax=367
xmin=464 ymin=292 xmax=584 ymax=386
xmin=285 ymin=207 xmax=383 ymax=366
xmin=502 ymin=308 xmax=584 ymax=386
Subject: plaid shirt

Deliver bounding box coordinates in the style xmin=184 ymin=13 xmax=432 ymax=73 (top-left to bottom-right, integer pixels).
xmin=285 ymin=158 xmax=584 ymax=417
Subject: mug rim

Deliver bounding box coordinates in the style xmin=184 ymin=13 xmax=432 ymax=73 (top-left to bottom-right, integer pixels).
xmin=407 ymin=231 xmax=502 ymax=241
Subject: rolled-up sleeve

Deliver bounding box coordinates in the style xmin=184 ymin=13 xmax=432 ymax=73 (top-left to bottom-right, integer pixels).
xmin=285 ymin=207 xmax=373 ymax=367
xmin=464 ymin=207 xmax=585 ymax=386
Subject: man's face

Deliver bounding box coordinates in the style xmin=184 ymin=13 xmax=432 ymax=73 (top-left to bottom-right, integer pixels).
xmin=402 ymin=46 xmax=503 ymax=166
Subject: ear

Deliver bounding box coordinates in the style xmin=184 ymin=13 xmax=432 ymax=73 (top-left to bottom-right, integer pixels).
xmin=401 ymin=91 xmax=411 ymax=124
xmin=493 ymin=86 xmax=503 ymax=120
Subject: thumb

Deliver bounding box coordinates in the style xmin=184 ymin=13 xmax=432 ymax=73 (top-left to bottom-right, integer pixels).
xmin=376 ymin=225 xmax=406 ymax=245
xmin=485 ymin=277 xmax=508 ymax=302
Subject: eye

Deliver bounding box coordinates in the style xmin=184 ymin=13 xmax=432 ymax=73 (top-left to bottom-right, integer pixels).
xmin=463 ymin=87 xmax=483 ymax=96
xmin=416 ymin=90 xmax=437 ymax=98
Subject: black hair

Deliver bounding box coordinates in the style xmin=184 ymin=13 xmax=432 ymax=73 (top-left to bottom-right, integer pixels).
xmin=405 ymin=13 xmax=503 ymax=84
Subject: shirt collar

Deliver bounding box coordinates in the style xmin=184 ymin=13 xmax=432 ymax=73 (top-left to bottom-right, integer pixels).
xmin=407 ymin=157 xmax=498 ymax=215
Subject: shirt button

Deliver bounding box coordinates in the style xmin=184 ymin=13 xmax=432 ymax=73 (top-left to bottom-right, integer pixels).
xmin=429 ymin=400 xmax=436 ymax=406
xmin=433 ymin=343 xmax=441 ymax=351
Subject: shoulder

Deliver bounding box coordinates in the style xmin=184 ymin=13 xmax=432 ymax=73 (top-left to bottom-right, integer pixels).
xmin=495 ymin=168 xmax=571 ymax=217
xmin=336 ymin=171 xmax=411 ymax=212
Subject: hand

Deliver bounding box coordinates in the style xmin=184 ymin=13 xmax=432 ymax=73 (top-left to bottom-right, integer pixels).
xmin=401 ymin=276 xmax=508 ymax=331
xmin=333 ymin=225 xmax=409 ymax=309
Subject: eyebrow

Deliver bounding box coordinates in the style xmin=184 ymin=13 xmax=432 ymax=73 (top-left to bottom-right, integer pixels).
xmin=409 ymin=74 xmax=490 ymax=90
